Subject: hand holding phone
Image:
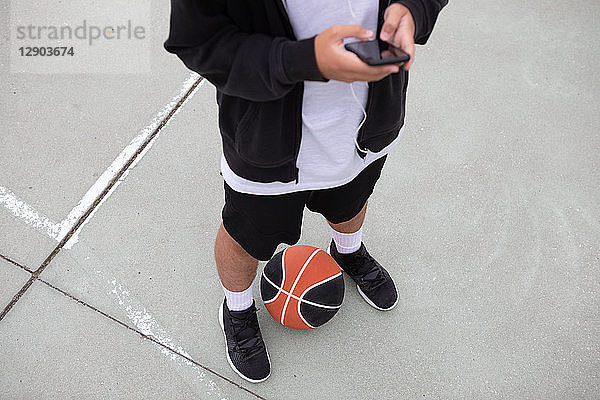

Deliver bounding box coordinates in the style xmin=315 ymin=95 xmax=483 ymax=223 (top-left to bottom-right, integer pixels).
xmin=344 ymin=40 xmax=410 ymax=67
xmin=314 ymin=25 xmax=401 ymax=83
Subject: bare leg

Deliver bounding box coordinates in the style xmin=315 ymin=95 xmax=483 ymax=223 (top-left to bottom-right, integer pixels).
xmin=214 ymin=222 xmax=259 ymax=291
xmin=327 ymin=200 xmax=368 ymax=233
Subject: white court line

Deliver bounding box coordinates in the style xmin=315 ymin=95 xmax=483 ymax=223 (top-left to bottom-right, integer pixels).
xmin=1 ymin=72 xmax=204 ymax=248
xmin=0 ymin=74 xmax=232 ymax=395
xmin=62 ymin=73 xmax=205 ymax=249
xmin=0 ymin=186 xmax=62 ymax=240
xmin=99 ymin=269 xmax=228 ymax=400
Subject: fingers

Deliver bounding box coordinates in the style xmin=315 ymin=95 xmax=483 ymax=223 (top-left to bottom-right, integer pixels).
xmin=393 ymin=28 xmax=415 ymax=70
xmin=371 ymin=65 xmax=400 ymax=80
xmin=380 ymin=49 xmax=406 ymax=69
xmin=380 ymin=9 xmax=401 ymax=43
xmin=317 ymin=23 xmax=400 ymax=82
xmin=343 ymin=54 xmax=399 ymax=82
xmin=381 ymin=3 xmax=415 ymax=70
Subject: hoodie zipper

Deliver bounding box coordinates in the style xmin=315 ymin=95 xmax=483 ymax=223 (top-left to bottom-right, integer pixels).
xmin=357 ymin=82 xmax=374 ymax=152
xmin=275 ymin=0 xmax=303 ymax=184
xmin=357 ymin=0 xmax=388 ymax=154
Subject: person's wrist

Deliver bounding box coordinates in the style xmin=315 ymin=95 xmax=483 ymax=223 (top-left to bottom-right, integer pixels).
xmin=282 ymin=37 xmax=329 ymax=82
xmin=314 ymin=33 xmax=333 ymax=81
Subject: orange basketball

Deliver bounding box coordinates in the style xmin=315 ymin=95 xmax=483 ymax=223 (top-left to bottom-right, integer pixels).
xmin=260 ymin=245 xmax=344 ymax=330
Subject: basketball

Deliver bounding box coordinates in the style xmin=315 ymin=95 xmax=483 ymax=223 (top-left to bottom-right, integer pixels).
xmin=260 ymin=244 xmax=344 ymax=330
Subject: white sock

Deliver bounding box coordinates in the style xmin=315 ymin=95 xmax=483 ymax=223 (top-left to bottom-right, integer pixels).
xmin=221 ymin=282 xmax=253 ymax=311
xmin=330 ymin=226 xmax=363 ymax=254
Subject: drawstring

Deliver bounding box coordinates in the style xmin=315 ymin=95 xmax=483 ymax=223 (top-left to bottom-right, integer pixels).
xmin=346 ymin=0 xmax=369 ymax=156
xmin=349 ymin=82 xmax=369 ymax=155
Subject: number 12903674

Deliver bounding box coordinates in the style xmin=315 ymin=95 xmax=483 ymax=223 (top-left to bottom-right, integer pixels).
xmin=19 ymin=46 xmax=75 ymax=56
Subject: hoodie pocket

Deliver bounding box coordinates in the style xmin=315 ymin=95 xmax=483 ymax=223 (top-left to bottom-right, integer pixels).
xmin=234 ymin=101 xmax=296 ymax=167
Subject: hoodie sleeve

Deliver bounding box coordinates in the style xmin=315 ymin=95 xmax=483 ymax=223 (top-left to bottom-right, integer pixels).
xmin=163 ymin=0 xmax=328 ymax=102
xmin=391 ymin=0 xmax=448 ymax=45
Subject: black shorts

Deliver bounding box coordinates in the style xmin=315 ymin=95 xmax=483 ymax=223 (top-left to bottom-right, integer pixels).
xmin=222 ymin=155 xmax=387 ymax=261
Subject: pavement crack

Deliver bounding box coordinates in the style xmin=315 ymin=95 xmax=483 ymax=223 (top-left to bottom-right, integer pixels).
xmin=0 ymin=76 xmax=204 ymax=323
xmin=38 ymin=278 xmax=267 ymax=400
xmin=0 ymin=253 xmax=34 ymax=273
xmin=0 ymin=276 xmax=36 ymax=320
xmin=0 ymin=75 xmax=265 ymax=399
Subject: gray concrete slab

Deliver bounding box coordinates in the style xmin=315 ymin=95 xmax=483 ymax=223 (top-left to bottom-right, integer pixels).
xmin=0 ymin=216 xmax=58 ymax=269
xmin=42 ymin=82 xmax=261 ymax=391
xmin=0 ymin=280 xmax=254 ymax=400
xmin=366 ymin=0 xmax=600 ymax=397
xmin=0 ymin=0 xmax=194 ymax=266
xmin=43 ymin=81 xmax=599 ymax=400
xmin=2 ymin=0 xmax=599 ymax=399
xmin=0 ymin=257 xmax=31 ymax=311
xmin=37 ymin=80 xmax=387 ymax=398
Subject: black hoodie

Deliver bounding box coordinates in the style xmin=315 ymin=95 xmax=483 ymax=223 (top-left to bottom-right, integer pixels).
xmin=164 ymin=0 xmax=447 ymax=183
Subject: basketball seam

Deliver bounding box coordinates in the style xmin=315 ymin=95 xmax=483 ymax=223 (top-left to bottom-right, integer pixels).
xmin=297 ymin=310 xmax=316 ymax=329
xmin=298 ymin=272 xmax=343 ymax=304
xmin=280 ymin=248 xmax=321 ymax=326
xmin=262 ymin=272 xmax=342 ymax=310
xmin=263 ymin=247 xmax=287 ymax=305
xmin=297 ymin=272 xmax=343 ymax=329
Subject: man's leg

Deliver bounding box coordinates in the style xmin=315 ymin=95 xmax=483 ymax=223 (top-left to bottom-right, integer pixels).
xmin=328 ymin=201 xmax=367 ymax=254
xmin=307 ymin=156 xmax=398 ymax=310
xmin=327 ymin=200 xmax=367 ymax=233
xmin=214 ymin=222 xmax=258 ymax=292
xmin=214 ymin=222 xmax=259 ymax=313
xmin=326 ymin=197 xmax=398 ymax=310
xmin=214 ymin=221 xmax=271 ymax=383
xmin=215 ymin=181 xmax=307 ymax=383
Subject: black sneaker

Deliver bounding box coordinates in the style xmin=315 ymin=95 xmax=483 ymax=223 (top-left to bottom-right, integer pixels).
xmin=327 ymin=240 xmax=398 ymax=311
xmin=219 ymin=299 xmax=271 ymax=383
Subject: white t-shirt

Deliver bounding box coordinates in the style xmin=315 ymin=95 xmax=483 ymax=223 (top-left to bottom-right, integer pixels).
xmin=220 ymin=0 xmax=404 ymax=195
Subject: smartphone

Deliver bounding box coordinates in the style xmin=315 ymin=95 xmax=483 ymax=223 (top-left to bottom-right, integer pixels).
xmin=344 ymin=40 xmax=410 ymax=66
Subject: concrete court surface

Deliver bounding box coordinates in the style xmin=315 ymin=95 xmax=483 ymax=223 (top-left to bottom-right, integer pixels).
xmin=1 ymin=0 xmax=598 ymax=399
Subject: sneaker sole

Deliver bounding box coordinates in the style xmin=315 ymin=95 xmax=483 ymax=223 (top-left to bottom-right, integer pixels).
xmin=356 ymin=284 xmax=398 ymax=311
xmin=219 ymin=301 xmax=271 ymax=384
xmin=326 ymin=243 xmax=398 ymax=311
